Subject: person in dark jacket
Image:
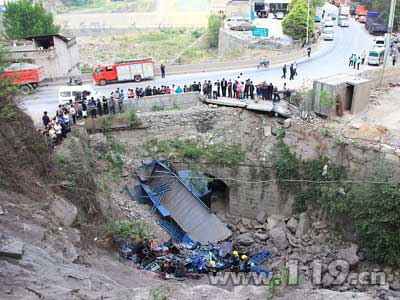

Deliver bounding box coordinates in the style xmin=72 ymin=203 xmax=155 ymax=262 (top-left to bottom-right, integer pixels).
xmin=221 ymin=78 xmax=227 ymax=97
xmin=96 ymin=99 xmax=103 ymax=116
xmin=42 ymin=111 xmax=50 ymax=127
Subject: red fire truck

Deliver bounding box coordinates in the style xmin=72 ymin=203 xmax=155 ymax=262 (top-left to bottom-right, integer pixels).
xmin=1 ymin=63 xmax=45 ymax=94
xmin=92 ymin=58 xmax=155 ymax=86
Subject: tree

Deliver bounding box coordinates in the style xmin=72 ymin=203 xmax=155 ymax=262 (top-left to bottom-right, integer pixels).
xmin=207 ymin=14 xmax=222 ymax=48
xmin=3 ymin=0 xmax=60 ymax=40
xmin=282 ymin=0 xmax=315 ymax=40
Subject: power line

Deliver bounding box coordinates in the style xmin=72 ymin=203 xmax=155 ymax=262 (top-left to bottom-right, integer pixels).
xmin=136 ymin=174 xmax=400 ymax=185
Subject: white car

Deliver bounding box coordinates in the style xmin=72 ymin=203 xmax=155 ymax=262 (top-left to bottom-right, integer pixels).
xmin=275 ymin=11 xmax=285 ymax=19
xmin=58 ymin=85 xmax=102 ymax=105
xmin=338 ymin=16 xmax=349 ymax=27
xmin=374 ymin=37 xmax=386 ymax=48
xmin=323 ymin=27 xmax=334 ymax=40
xmin=323 ymin=19 xmax=334 ymax=27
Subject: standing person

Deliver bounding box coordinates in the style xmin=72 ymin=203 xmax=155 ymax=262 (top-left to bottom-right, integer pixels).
xmin=96 ymin=99 xmax=103 ymax=116
xmin=89 ymin=98 xmax=97 ymax=118
xmin=202 ymin=80 xmax=208 ymax=95
xmin=281 ymin=64 xmax=287 ymax=79
xmin=236 ymin=81 xmax=241 ymax=99
xmin=393 ymin=53 xmax=398 ymax=66
xmin=273 ymin=87 xmax=280 ymax=102
xmin=42 ymin=111 xmax=50 ymax=127
xmin=228 ymin=80 xmax=233 ymax=98
xmin=244 ymin=80 xmax=250 ymax=99
xmin=293 ymin=61 xmax=298 ymax=76
xmin=261 ymin=82 xmax=268 ymax=100
xmin=118 ymin=96 xmax=124 ymax=113
xmin=54 ymin=121 xmax=62 ymax=145
xmin=361 ymin=50 xmax=366 ymax=64
xmin=357 ymin=56 xmax=361 ymax=70
xmin=102 ymin=96 xmax=109 ymax=115
xmin=268 ymin=83 xmax=273 ymax=100
xmin=109 ymin=96 xmax=116 ymax=115
xmin=353 ymin=55 xmax=358 ymax=69
xmin=160 ymin=64 xmax=166 ymax=78
xmin=216 ymin=80 xmax=221 ymax=97
xmin=207 ymin=80 xmax=212 ymax=99
xmin=81 ymin=98 xmax=88 ymax=118
xmin=221 ymin=78 xmax=227 ymax=97
xmin=70 ymin=105 xmax=76 ymax=124
xmin=349 ymin=54 xmax=354 ymax=67
xmin=307 ymin=46 xmax=311 ymax=58
xmin=289 ymin=64 xmax=294 ymax=80
xmin=240 ymin=82 xmax=245 ymax=99
xmin=249 ymin=81 xmax=255 ymax=100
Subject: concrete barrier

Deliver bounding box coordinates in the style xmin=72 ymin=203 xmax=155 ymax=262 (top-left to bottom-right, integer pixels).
xmin=123 ymin=92 xmax=202 ymax=112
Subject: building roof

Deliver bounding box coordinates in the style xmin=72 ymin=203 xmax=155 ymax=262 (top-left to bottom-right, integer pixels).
xmin=317 ymin=74 xmax=370 ymax=86
xmin=23 ymin=34 xmax=71 ymax=43
xmin=227 ymin=0 xmax=249 ymax=4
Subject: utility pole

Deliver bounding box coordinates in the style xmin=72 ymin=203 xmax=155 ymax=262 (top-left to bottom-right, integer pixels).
xmin=306 ymin=0 xmax=311 ymax=46
xmin=380 ymin=0 xmax=397 ymax=85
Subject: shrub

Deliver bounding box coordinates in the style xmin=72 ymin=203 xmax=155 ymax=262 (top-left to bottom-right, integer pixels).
xmin=207 ymin=14 xmax=221 ymax=48
xmin=106 ymin=220 xmax=152 ymax=242
xmin=127 ymin=110 xmax=143 ymax=127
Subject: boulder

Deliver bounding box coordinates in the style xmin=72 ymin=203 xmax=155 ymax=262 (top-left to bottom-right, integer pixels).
xmin=266 ymin=215 xmax=285 ymax=231
xmin=390 ymin=280 xmax=400 ymax=291
xmin=254 ymin=232 xmax=269 ymax=241
xmin=264 ymin=126 xmax=272 ymax=137
xmin=295 ymin=212 xmax=311 ymax=237
xmin=256 ymin=211 xmax=268 ymax=224
xmin=0 ymin=235 xmax=24 ymax=259
xmin=241 ymin=218 xmax=252 ymax=229
xmin=337 ymin=244 xmax=359 ymax=268
xmin=50 ymin=196 xmax=78 ymax=227
xmin=236 ymin=232 xmax=254 ymax=246
xmin=269 ymin=224 xmax=289 ymax=250
xmin=313 ymin=221 xmax=328 ymax=230
xmin=286 ymin=217 xmax=298 ymax=233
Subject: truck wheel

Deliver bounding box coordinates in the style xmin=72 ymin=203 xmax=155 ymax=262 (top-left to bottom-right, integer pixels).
xmin=100 ymin=79 xmax=107 ymax=86
xmin=20 ymin=84 xmax=32 ymax=95
xmin=134 ymin=75 xmax=141 ymax=82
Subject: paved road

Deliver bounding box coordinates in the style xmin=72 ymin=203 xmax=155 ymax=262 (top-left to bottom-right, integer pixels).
xmin=23 ymin=9 xmax=377 ymax=124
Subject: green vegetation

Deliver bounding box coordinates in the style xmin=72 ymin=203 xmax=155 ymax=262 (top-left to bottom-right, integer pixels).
xmin=151 ymin=104 xmax=164 ymax=112
xmin=207 ymin=14 xmax=222 ymax=48
xmin=98 ymin=140 xmax=126 ymax=179
xmin=180 ymin=44 xmax=218 ymax=64
xmin=106 ymin=220 xmax=152 ymax=242
xmin=144 ymin=138 xmax=245 ymax=165
xmin=58 ymin=0 xmax=156 ymax=14
xmin=319 ymin=90 xmax=336 ymax=109
xmin=82 ymin=29 xmax=204 ymax=67
xmin=271 ymin=138 xmax=400 ymax=266
xmin=265 ymin=268 xmax=289 ymax=300
xmin=282 ymin=0 xmax=315 ymax=40
xmin=80 ymin=64 xmax=92 ymax=73
xmin=127 ymin=109 xmax=143 ymax=127
xmin=3 ymin=0 xmax=60 ymax=40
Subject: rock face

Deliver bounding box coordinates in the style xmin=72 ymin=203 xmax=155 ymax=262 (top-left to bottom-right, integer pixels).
xmin=0 ymin=235 xmax=24 ymax=259
xmin=50 ymin=196 xmax=78 ymax=227
xmin=295 ymin=212 xmax=311 ymax=237
xmin=269 ymin=224 xmax=289 ymax=250
xmin=337 ymin=244 xmax=359 ymax=268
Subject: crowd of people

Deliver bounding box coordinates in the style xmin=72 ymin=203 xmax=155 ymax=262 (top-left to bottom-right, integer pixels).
xmin=39 ymin=74 xmax=294 ymax=148
xmin=349 ymin=51 xmax=367 ymax=70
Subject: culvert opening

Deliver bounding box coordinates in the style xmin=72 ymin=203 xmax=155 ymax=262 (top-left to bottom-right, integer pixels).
xmin=205 ymin=174 xmax=229 ymax=217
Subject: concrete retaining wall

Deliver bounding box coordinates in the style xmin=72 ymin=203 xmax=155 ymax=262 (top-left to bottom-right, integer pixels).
xmin=123 ymin=92 xmax=202 ymax=112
